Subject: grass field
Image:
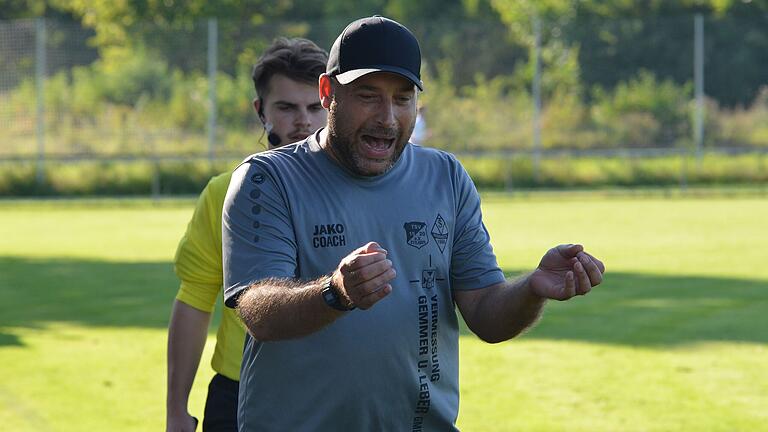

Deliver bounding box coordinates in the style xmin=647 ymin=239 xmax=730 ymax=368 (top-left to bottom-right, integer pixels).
xmin=0 ymin=193 xmax=766 ymax=431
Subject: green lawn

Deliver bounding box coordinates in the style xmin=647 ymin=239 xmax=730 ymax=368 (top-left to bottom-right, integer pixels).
xmin=0 ymin=194 xmax=766 ymax=431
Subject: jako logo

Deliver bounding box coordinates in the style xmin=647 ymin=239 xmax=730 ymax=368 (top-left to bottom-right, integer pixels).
xmin=312 ymin=223 xmax=346 ymax=248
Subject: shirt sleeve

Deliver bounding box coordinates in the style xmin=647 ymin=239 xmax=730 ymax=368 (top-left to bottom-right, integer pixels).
xmin=174 ymin=176 xmax=228 ymax=312
xmin=222 ymin=159 xmax=298 ymax=308
xmin=449 ymin=159 xmax=506 ymax=291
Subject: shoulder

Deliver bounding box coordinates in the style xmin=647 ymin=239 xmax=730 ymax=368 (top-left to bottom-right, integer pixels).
xmin=239 ymin=142 xmax=313 ymax=172
xmin=189 ymin=172 xmax=233 ymax=217
xmin=208 ymin=171 xmax=233 ymax=189
xmin=409 ymin=143 xmax=460 ymax=164
xmin=234 ymin=141 xmax=321 ymax=187
xmin=226 ymin=142 xmax=319 ymax=209
xmin=407 ymin=145 xmax=477 ymax=205
xmin=202 ymin=172 xmax=233 ymax=201
xmin=408 ymin=144 xmax=467 ymax=178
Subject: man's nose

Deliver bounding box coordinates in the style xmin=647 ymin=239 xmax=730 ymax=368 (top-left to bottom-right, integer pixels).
xmin=374 ymin=99 xmax=396 ymax=128
xmin=294 ymin=108 xmax=312 ymax=129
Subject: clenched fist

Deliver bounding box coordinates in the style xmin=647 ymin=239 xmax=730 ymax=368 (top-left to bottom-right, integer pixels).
xmin=332 ymin=242 xmax=397 ymax=310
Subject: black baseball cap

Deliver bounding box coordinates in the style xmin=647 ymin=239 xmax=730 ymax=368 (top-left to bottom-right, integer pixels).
xmin=327 ymin=16 xmax=423 ymax=91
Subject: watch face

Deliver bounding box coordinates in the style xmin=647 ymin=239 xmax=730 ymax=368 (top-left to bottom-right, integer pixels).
xmin=322 ymin=283 xmax=342 ymax=310
xmin=322 ymin=279 xmax=353 ymax=311
xmin=322 ymin=286 xmax=337 ymax=303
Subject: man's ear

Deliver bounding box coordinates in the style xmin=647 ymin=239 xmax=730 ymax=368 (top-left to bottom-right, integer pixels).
xmin=319 ymin=74 xmax=333 ymax=109
xmin=253 ymin=98 xmax=265 ymax=123
xmin=253 ymin=98 xmax=261 ymax=115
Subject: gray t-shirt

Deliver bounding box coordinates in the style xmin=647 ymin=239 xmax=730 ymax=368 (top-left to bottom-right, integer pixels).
xmin=223 ymin=131 xmax=505 ymax=431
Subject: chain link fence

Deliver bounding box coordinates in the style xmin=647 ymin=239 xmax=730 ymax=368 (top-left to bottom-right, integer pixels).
xmin=0 ymin=15 xmax=766 ymax=193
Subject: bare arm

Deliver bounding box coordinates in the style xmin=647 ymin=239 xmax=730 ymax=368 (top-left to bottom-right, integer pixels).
xmin=454 ymin=275 xmax=544 ymax=343
xmin=237 ymin=277 xmax=343 ymax=341
xmin=455 ymin=244 xmax=605 ymax=343
xmin=166 ymin=300 xmax=210 ymax=432
xmin=237 ymin=242 xmax=396 ymax=341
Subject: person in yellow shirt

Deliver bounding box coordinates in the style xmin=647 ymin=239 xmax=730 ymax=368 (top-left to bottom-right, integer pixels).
xmin=166 ymin=37 xmax=328 ymax=432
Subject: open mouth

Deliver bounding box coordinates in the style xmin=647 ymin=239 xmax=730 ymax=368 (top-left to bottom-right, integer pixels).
xmin=361 ymin=134 xmax=395 ymax=158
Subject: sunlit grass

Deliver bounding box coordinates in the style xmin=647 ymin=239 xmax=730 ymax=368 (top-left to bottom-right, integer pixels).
xmin=0 ymin=194 xmax=766 ymax=431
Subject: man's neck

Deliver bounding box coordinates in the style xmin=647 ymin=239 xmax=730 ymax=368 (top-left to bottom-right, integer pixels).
xmin=318 ymin=128 xmax=342 ymax=166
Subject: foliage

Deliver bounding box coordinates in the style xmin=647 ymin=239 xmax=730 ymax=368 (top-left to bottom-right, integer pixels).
xmin=591 ymin=71 xmax=693 ymax=147
xmin=541 ymin=88 xmax=592 ymax=149
xmin=420 ymin=62 xmax=532 ymax=152
xmin=0 ymin=159 xmax=234 ymax=196
xmin=7 ymin=0 xmax=768 ymax=106
xmin=714 ymin=87 xmax=768 ymax=148
xmin=2 ymin=1 xmax=768 ymax=195
xmin=99 ymin=46 xmax=173 ymax=105
xmin=165 ymin=70 xmax=208 ymax=130
xmin=490 ymin=0 xmax=768 ymax=107
xmin=2 ymin=49 xmax=256 ymax=135
xmin=1 ymin=152 xmax=766 ymax=197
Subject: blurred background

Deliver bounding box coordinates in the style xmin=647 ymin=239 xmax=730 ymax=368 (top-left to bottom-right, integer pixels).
xmin=1 ymin=2 xmax=767 ymax=431
xmin=1 ymin=0 xmax=766 ymax=196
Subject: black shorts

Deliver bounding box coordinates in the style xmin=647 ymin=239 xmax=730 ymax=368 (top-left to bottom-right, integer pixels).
xmin=203 ymin=373 xmax=239 ymax=432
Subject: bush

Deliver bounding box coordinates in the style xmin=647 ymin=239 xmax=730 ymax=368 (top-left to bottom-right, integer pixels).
xmin=0 ymin=160 xmax=238 ymax=197
xmin=3 ymin=48 xmax=767 ymax=174
xmin=714 ymin=87 xmax=768 ymax=148
xmin=591 ymin=70 xmax=692 ymax=147
xmin=541 ymin=89 xmax=593 ymax=149
xmin=216 ymin=68 xmax=258 ymax=130
xmin=96 ymin=46 xmax=173 ymax=106
xmin=420 ymin=63 xmax=532 ymax=152
xmin=1 ymin=152 xmax=766 ymax=197
xmin=166 ymin=70 xmax=208 ymax=131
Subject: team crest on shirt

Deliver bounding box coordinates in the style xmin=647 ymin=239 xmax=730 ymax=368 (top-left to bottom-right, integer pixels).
xmin=404 ymin=221 xmax=429 ymax=249
xmin=430 ymin=214 xmax=449 ymax=253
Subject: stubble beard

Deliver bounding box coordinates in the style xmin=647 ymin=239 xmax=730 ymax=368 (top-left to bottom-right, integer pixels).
xmin=327 ymin=99 xmax=413 ymax=177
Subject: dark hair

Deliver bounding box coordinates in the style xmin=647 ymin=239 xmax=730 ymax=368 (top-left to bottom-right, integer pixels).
xmin=251 ymin=37 xmax=328 ymax=99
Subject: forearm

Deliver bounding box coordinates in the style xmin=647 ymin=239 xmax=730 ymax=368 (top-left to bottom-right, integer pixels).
xmin=237 ymin=276 xmax=343 ymax=341
xmin=464 ymin=274 xmax=547 ymax=343
xmin=166 ymin=300 xmax=211 ymax=414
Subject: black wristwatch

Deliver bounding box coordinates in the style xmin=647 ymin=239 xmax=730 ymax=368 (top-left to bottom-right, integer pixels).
xmin=321 ymin=276 xmax=355 ymax=311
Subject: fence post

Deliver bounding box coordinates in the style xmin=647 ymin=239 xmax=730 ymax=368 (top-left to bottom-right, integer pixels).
xmin=151 ymin=159 xmax=161 ymax=200
xmin=531 ymin=14 xmax=542 ymax=185
xmin=694 ymin=13 xmax=705 ymax=171
xmin=35 ymin=17 xmax=46 ymax=185
xmin=680 ymin=148 xmax=688 ymax=191
xmin=207 ymin=18 xmax=218 ymax=169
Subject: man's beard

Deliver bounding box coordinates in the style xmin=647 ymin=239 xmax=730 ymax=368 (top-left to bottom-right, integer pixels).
xmin=327 ymin=100 xmax=413 ymax=177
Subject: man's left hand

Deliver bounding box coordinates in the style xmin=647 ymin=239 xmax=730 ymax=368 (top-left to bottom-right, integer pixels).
xmin=529 ymin=244 xmax=605 ymax=301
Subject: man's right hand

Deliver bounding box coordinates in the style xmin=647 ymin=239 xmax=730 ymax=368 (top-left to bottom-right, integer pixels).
xmin=166 ymin=412 xmax=198 ymax=432
xmin=332 ymin=242 xmax=396 ymax=310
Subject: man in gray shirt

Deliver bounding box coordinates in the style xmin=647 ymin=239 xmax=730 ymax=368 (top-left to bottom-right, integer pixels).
xmin=223 ymin=16 xmax=605 ymax=431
